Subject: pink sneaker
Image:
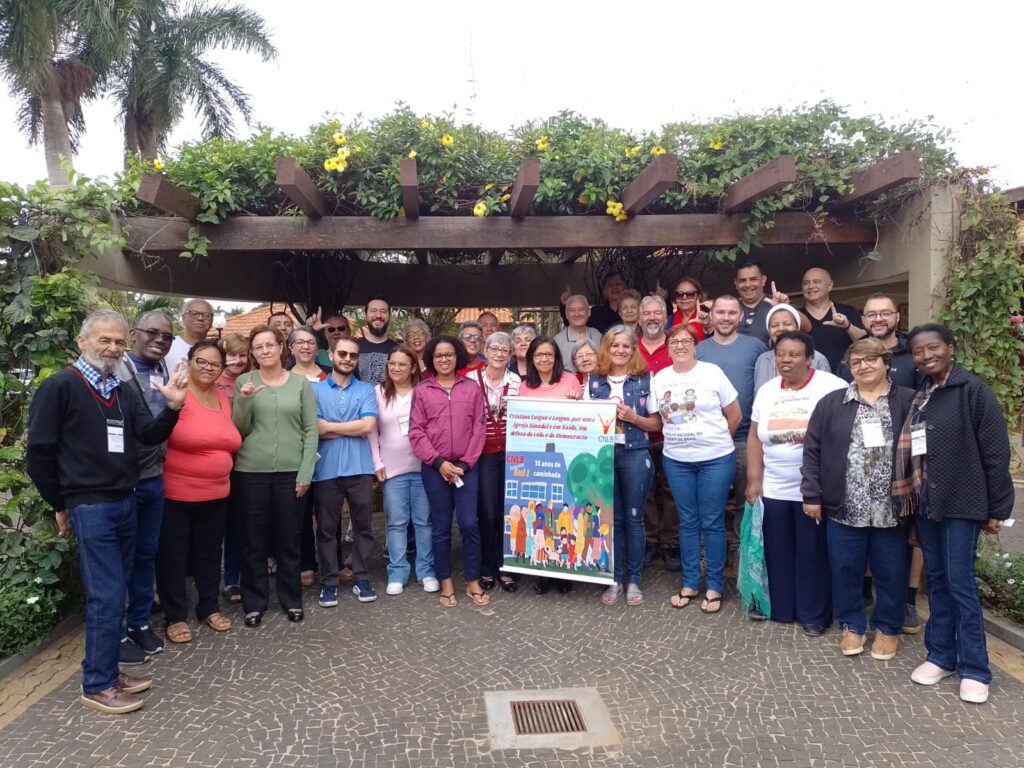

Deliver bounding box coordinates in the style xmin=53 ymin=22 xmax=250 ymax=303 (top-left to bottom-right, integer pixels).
xmin=911 ymin=661 xmax=955 ymax=686
xmin=959 ymin=679 xmax=989 ymax=704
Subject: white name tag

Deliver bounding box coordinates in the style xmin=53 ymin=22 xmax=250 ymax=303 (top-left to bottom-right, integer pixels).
xmin=453 ymin=476 xmax=464 ymax=488
xmin=107 ymin=421 xmax=125 ymax=453
xmin=911 ymin=427 xmax=927 ymax=457
xmin=861 ymin=420 xmax=885 ymax=448
xmin=398 ymin=415 xmax=410 ymax=436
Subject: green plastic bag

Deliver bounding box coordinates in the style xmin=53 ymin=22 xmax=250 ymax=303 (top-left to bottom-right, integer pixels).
xmin=737 ymin=497 xmax=771 ymax=618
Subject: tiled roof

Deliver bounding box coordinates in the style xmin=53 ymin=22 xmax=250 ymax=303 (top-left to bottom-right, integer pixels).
xmin=453 ymin=307 xmax=542 ymax=324
xmin=211 ymin=305 xmax=300 ymax=339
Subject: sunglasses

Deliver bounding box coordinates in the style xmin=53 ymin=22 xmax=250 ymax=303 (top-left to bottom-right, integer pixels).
xmin=325 ymin=325 xmax=349 ymax=333
xmin=674 ymin=290 xmax=699 ymax=299
xmin=134 ymin=327 xmax=174 ymax=343
xmin=334 ymin=351 xmax=359 ymax=360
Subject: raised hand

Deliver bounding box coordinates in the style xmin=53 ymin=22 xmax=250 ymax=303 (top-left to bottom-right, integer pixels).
xmin=307 ymin=306 xmax=325 ymax=331
xmin=559 ymin=284 xmax=572 ymax=306
xmin=239 ymin=371 xmax=266 ymax=399
xmin=652 ymin=280 xmax=668 ymax=300
xmin=155 ymin=360 xmax=189 ymax=408
xmin=767 ymin=281 xmax=789 ymax=306
xmin=822 ymin=302 xmax=849 ymax=329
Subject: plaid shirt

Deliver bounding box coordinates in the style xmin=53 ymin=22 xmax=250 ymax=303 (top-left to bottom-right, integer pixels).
xmin=73 ymin=356 xmax=120 ymax=399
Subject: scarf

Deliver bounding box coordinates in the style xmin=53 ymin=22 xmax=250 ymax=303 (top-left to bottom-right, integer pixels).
xmin=891 ymin=367 xmax=950 ymax=516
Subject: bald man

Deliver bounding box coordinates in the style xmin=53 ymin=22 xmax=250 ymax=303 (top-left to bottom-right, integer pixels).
xmin=799 ymin=268 xmax=865 ymax=369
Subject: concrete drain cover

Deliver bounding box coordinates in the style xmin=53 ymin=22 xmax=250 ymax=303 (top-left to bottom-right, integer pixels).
xmin=485 ymin=687 xmax=620 ymax=750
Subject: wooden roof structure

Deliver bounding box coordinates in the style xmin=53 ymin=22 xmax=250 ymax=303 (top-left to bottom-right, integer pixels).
xmin=100 ymin=151 xmax=925 ymax=308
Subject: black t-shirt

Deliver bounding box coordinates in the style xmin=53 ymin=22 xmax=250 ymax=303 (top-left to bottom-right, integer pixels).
xmin=737 ymin=299 xmax=772 ymax=344
xmin=356 ymin=337 xmax=397 ymax=384
xmin=800 ymin=302 xmax=864 ymax=371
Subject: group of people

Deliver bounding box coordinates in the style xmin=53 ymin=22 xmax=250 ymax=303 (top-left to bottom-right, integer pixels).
xmin=24 ymin=262 xmax=1013 ymax=714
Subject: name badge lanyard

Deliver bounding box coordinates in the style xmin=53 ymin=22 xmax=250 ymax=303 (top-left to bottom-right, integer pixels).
xmin=73 ymin=369 xmax=127 ymax=453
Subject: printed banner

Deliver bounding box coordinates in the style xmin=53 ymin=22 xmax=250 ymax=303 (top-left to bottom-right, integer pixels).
xmin=502 ymin=397 xmax=616 ymax=584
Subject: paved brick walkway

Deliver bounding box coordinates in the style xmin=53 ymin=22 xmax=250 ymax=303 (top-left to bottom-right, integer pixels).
xmin=1 ymin=535 xmax=1022 ymax=768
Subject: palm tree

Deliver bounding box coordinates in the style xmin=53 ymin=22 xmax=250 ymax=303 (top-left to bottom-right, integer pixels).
xmin=0 ymin=0 xmax=127 ymax=185
xmin=112 ymin=0 xmax=276 ymax=160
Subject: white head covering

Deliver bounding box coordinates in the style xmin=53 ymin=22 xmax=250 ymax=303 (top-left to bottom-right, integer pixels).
xmin=765 ymin=303 xmax=802 ymax=332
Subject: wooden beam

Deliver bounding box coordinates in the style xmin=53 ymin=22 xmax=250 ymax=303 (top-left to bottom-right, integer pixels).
xmin=136 ymin=173 xmax=200 ymax=219
xmin=275 ymin=157 xmax=327 ymax=218
xmin=399 ymin=158 xmax=419 ymax=219
xmin=124 ymin=213 xmax=876 ymax=254
xmin=621 ymin=153 xmax=679 ymax=216
xmin=509 ymin=158 xmax=540 ymax=218
xmin=831 ymin=152 xmax=922 ymax=209
xmin=721 ymin=156 xmax=797 ymax=213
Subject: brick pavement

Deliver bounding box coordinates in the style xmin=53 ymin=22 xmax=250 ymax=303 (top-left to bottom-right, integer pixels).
xmin=1 ymin=531 xmax=1022 ymax=768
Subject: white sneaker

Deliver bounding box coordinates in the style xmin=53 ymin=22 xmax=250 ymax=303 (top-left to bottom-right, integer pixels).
xmin=385 ymin=582 xmax=404 ymax=596
xmin=911 ymin=661 xmax=956 ymax=686
xmin=959 ymin=679 xmax=989 ymax=704
xmin=422 ymin=577 xmax=440 ymax=593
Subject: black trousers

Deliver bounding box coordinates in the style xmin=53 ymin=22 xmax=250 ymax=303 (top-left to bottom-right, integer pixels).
xmin=476 ymin=452 xmax=506 ymax=579
xmin=156 ymin=497 xmax=227 ymax=623
xmin=234 ymin=471 xmax=304 ymax=612
xmin=313 ymin=474 xmax=374 ymax=585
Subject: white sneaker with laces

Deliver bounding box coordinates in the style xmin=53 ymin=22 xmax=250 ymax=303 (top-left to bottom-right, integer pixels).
xmin=386 ymin=582 xmax=404 ymax=596
xmin=422 ymin=577 xmax=440 ymax=593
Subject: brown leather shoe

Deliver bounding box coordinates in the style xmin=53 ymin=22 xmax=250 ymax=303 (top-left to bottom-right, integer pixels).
xmin=870 ymin=630 xmax=899 ymax=660
xmin=117 ymin=672 xmax=153 ymax=694
xmin=81 ymin=686 xmax=144 ymax=714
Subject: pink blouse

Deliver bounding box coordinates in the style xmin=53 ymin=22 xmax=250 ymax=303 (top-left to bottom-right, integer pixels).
xmin=519 ymin=372 xmax=583 ymax=399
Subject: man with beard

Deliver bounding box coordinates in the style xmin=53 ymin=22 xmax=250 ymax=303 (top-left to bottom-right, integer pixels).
xmin=838 ymin=294 xmax=921 ymax=389
xmin=27 ymin=310 xmax=187 ymax=714
xmin=357 ymin=296 xmax=397 ymax=384
xmin=799 ymin=267 xmax=866 ymax=370
xmin=165 ymin=298 xmax=214 ymax=373
xmin=114 ymin=310 xmax=175 ymax=663
xmin=312 ymin=337 xmax=378 ymax=607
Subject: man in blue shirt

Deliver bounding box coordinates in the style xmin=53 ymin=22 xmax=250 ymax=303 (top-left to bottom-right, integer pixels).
xmin=312 ymin=337 xmax=378 ymax=607
xmin=696 ymin=295 xmax=767 ymax=539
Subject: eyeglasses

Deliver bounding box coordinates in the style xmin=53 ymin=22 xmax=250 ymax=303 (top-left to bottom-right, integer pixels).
xmin=252 ymin=343 xmax=280 ymax=353
xmin=325 ymin=325 xmax=349 ymax=333
xmin=674 ymin=290 xmax=699 ymax=299
xmin=134 ymin=327 xmax=174 ymax=343
xmin=668 ymin=338 xmax=695 ymax=349
xmin=486 ymin=346 xmax=510 ymax=355
xmin=291 ymin=339 xmax=317 ymax=347
xmin=334 ymin=351 xmax=359 ymax=360
xmin=433 ymin=352 xmax=456 ymax=360
xmin=460 ymin=335 xmax=482 ymax=343
xmin=185 ymin=310 xmax=213 ymax=321
xmin=406 ymin=331 xmax=428 ymax=340
xmin=863 ymin=311 xmax=896 ymax=320
xmin=533 ymin=352 xmax=555 ymax=359
xmin=192 ymin=358 xmax=225 ymax=371
xmin=848 ymin=355 xmax=882 ymax=369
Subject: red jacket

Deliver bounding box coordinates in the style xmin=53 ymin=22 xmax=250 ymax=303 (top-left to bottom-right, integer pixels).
xmin=409 ymin=376 xmax=486 ymax=471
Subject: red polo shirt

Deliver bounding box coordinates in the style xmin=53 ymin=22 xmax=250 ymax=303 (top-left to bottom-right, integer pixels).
xmin=639 ymin=338 xmax=671 ymax=374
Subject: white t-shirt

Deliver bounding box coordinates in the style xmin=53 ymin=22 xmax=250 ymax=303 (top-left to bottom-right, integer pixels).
xmin=607 ymin=374 xmax=627 ymax=444
xmin=651 ymin=362 xmax=738 ymax=462
xmin=750 ymin=370 xmax=847 ymax=501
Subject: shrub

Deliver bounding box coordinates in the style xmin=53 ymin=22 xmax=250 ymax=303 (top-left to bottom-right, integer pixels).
xmin=976 ymin=537 xmax=1024 ymax=625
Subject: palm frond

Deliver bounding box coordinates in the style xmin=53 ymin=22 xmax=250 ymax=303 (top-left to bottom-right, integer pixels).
xmin=173 ymin=1 xmax=276 ymax=61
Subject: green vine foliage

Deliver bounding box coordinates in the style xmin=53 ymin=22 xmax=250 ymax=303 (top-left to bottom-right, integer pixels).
xmin=939 ymin=180 xmax=1024 ymax=423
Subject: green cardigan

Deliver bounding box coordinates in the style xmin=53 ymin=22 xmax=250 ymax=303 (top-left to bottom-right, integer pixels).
xmin=232 ymin=372 xmax=319 ymax=484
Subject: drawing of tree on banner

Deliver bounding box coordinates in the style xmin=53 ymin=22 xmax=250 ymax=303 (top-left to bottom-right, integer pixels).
xmin=567 ymin=443 xmax=615 ymax=512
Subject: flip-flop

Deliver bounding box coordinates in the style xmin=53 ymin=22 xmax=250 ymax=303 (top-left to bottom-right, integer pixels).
xmin=466 ymin=589 xmax=490 ymax=607
xmin=700 ymin=594 xmax=723 ymax=614
xmin=670 ymin=589 xmax=699 ymax=609
xmin=601 ymin=584 xmax=622 ymax=606
xmin=439 ymin=592 xmax=458 ymax=608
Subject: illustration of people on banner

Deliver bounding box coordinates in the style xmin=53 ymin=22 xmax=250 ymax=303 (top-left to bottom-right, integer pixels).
xmin=502 ymin=397 xmax=617 ymax=584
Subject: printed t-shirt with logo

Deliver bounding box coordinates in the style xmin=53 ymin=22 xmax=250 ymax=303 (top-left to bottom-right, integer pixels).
xmin=650 ymin=361 xmax=738 ymax=463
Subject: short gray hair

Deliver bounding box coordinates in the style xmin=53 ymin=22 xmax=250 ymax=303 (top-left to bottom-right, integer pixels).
xmin=183 ymin=298 xmax=212 ymax=314
xmin=80 ymin=309 xmax=128 ymax=338
xmin=287 ymin=326 xmax=318 ymax=346
xmin=135 ymin=309 xmax=173 ymax=328
xmin=565 ymin=294 xmax=590 ymax=310
xmin=405 ymin=318 xmax=431 ymax=337
xmin=485 ymin=331 xmax=512 ymax=350
xmin=511 ymin=324 xmax=537 ymax=342
xmin=640 ymin=294 xmax=667 ymax=315
xmin=572 ymin=340 xmax=599 ymax=365
xmin=459 ymin=321 xmax=483 ymax=337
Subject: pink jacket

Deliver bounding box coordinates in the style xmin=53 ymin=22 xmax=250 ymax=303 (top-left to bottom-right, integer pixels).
xmin=409 ymin=376 xmax=486 ymax=471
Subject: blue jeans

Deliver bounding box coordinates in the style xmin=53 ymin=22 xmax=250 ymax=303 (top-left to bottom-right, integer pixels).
xmin=664 ymin=452 xmax=735 ymax=593
xmin=613 ymin=447 xmax=654 ymax=585
xmin=126 ymin=475 xmax=163 ymax=630
xmin=383 ymin=472 xmax=434 ymax=584
xmin=916 ymin=515 xmax=991 ymax=684
xmin=827 ymin=519 xmax=908 ymax=636
xmin=69 ymin=497 xmax=136 ymax=694
xmin=421 ymin=463 xmax=481 ymax=582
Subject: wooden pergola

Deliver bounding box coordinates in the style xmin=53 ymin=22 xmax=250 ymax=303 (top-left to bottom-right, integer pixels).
xmin=95 ymin=151 xmax=924 ymax=308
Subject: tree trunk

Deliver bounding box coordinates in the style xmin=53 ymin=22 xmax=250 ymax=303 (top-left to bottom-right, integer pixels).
xmin=40 ymin=76 xmax=73 ymax=187
xmin=138 ymin=123 xmax=159 ymax=161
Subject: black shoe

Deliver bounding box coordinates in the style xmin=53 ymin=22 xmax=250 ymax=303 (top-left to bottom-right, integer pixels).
xmin=534 ymin=578 xmax=551 ymax=595
xmin=499 ymin=578 xmax=518 ymax=593
xmin=126 ymin=626 xmax=164 ymax=655
xmin=556 ymin=581 xmax=574 ymax=594
xmin=244 ymin=612 xmax=262 ymax=628
xmin=286 ymin=609 xmax=304 ymax=623
xmin=642 ymin=546 xmax=660 ymax=568
xmin=802 ymin=623 xmax=826 ymax=637
xmin=480 ymin=577 xmax=496 ymax=592
xmin=663 ymin=549 xmax=682 ymax=572
xmin=118 ymin=638 xmax=151 ymax=666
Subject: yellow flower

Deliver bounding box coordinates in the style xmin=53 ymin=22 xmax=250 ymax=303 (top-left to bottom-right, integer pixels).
xmin=605 ymin=200 xmax=624 ymax=216
xmin=651 ymin=145 xmax=667 ymax=156
xmin=708 ymin=138 xmax=723 ymax=150
xmin=211 ymin=154 xmax=221 ymax=163
xmin=501 ymin=193 xmax=511 ymax=202
xmin=324 ymin=157 xmax=338 ymax=171
xmin=335 ymin=159 xmax=348 ymax=173
xmin=473 ymin=201 xmax=488 ymax=217
xmin=153 ymin=159 xmax=164 ymax=171
xmin=333 ymin=132 xmax=347 ymax=146
xmin=578 ymin=193 xmax=591 ymax=205
xmin=535 ymin=135 xmax=551 ymax=152
xmin=485 ymin=182 xmax=495 ymax=191
xmin=420 ymin=119 xmax=432 ymax=129
xmin=439 ymin=134 xmax=455 ymax=148
xmin=337 ymin=147 xmax=352 ymax=160
xmin=615 ymin=213 xmax=628 ymax=222
xmin=625 ymin=145 xmax=642 ymax=157
xmin=408 ymin=150 xmax=417 ymax=159
xmin=353 ymin=145 xmax=363 ymax=154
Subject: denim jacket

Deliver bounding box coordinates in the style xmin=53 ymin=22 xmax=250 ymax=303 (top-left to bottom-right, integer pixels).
xmin=588 ymin=373 xmax=652 ymax=451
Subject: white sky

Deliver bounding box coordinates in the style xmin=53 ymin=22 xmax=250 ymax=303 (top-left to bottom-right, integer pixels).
xmin=2 ymin=1 xmax=1023 ymax=190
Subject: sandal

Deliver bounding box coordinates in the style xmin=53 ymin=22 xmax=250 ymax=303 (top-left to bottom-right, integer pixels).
xmin=626 ymin=583 xmax=643 ymax=606
xmin=700 ymin=594 xmax=723 ymax=614
xmin=466 ymin=589 xmax=491 ymax=607
xmin=439 ymin=592 xmax=458 ymax=608
xmin=203 ymin=612 xmax=232 ymax=632
xmin=670 ymin=589 xmax=699 ymax=609
xmin=166 ymin=621 xmax=193 ymax=643
xmin=222 ymin=585 xmax=241 ymax=604
xmin=601 ymin=584 xmax=622 ymax=605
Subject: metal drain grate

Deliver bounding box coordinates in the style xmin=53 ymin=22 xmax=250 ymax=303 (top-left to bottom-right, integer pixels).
xmin=511 ymin=699 xmax=587 ymax=735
